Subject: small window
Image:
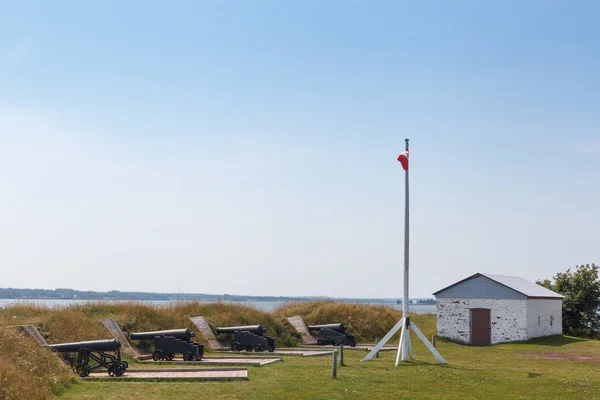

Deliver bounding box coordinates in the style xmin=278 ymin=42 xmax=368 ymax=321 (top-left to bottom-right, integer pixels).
xmin=538 ymin=316 xmax=540 ymax=326
xmin=550 ymin=315 xmax=554 ymax=326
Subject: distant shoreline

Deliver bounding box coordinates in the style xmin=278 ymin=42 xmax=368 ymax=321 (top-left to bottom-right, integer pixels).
xmin=0 ymin=287 xmax=435 ymax=305
xmin=0 ymin=298 xmax=437 ymax=313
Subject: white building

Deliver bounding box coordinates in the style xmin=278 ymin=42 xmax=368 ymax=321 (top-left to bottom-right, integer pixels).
xmin=433 ymin=273 xmax=563 ymax=345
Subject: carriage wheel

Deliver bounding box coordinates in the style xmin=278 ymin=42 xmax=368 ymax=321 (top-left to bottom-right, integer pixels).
xmin=152 ymin=350 xmax=163 ymax=361
xmin=116 ymin=362 xmax=127 ymax=377
xmin=268 ymin=345 xmax=275 ymax=352
xmin=245 ymin=345 xmax=253 ymax=352
xmin=253 ymin=343 xmax=263 ymax=352
xmin=231 ymin=342 xmax=240 ymax=352
xmin=317 ymin=339 xmax=324 ymax=346
xmin=183 ymin=352 xmax=193 ymax=361
xmin=77 ymin=364 xmax=90 ymax=378
xmin=167 ymin=353 xmax=175 ymax=361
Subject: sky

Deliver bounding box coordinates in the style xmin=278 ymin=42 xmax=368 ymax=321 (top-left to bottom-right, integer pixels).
xmin=0 ymin=1 xmax=598 ymax=298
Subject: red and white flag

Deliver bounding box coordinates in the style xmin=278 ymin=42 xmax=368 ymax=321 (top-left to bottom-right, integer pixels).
xmin=397 ymin=150 xmax=409 ymax=171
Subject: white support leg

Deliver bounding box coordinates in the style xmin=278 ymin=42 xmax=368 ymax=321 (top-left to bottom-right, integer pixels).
xmin=407 ymin=329 xmax=413 ymax=359
xmin=402 ymin=325 xmax=409 ymax=362
xmin=409 ymin=321 xmax=447 ymax=365
xmin=361 ymin=317 xmax=404 ymax=361
xmin=395 ymin=320 xmax=407 ymax=366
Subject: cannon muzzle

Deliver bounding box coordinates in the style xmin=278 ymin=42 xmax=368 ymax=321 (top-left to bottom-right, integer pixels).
xmin=129 ymin=328 xmax=194 ymax=341
xmin=216 ymin=325 xmax=265 ymax=336
xmin=47 ymin=339 xmax=120 ymax=353
xmin=307 ymin=323 xmax=347 ymax=333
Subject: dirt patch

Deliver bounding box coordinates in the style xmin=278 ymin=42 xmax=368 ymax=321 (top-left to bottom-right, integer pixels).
xmin=523 ymin=352 xmax=599 ymax=362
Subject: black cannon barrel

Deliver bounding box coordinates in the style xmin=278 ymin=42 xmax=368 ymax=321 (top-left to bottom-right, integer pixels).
xmin=130 ymin=328 xmax=194 ymax=341
xmin=48 ymin=339 xmax=120 ymax=353
xmin=307 ymin=323 xmax=347 ymax=333
xmin=216 ymin=325 xmax=265 ymax=336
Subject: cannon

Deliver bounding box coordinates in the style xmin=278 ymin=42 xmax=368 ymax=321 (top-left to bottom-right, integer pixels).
xmin=129 ymin=328 xmax=194 ymax=342
xmin=47 ymin=339 xmax=128 ymax=378
xmin=308 ymin=323 xmax=357 ymax=347
xmin=129 ymin=328 xmax=204 ymax=361
xmin=216 ymin=325 xmax=275 ymax=352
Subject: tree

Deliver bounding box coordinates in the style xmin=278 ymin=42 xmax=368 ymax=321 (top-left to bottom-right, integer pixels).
xmin=537 ymin=264 xmax=600 ymax=338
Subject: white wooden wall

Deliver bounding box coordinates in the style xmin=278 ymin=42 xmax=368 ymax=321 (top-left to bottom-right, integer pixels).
xmin=436 ymin=298 xmax=563 ymax=345
xmin=436 ymin=298 xmax=528 ymax=344
xmin=526 ymin=299 xmax=563 ymax=338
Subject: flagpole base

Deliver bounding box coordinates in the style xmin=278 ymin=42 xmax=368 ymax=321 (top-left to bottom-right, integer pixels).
xmin=361 ymin=317 xmax=447 ymax=365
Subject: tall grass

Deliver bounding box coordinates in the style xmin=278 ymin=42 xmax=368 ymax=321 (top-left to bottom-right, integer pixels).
xmin=112 ymin=301 xmax=300 ymax=348
xmin=0 ymin=328 xmax=74 ymax=400
xmin=1 ymin=300 xmax=436 ymax=346
xmin=0 ymin=301 xmax=301 ymax=349
xmin=41 ymin=311 xmax=110 ymax=344
xmin=0 ymin=303 xmax=50 ymax=327
xmin=275 ymin=300 xmax=436 ymax=342
xmin=163 ymin=301 xmax=301 ymax=347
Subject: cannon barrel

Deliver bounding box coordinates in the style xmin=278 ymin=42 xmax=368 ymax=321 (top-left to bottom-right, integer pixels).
xmin=307 ymin=323 xmax=347 ymax=333
xmin=48 ymin=339 xmax=120 ymax=353
xmin=129 ymin=328 xmax=194 ymax=341
xmin=216 ymin=325 xmax=265 ymax=336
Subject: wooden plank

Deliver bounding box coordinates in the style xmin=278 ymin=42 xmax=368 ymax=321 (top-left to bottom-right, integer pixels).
xmin=100 ymin=318 xmax=140 ymax=356
xmin=189 ymin=316 xmax=216 ymax=340
xmin=302 ymin=344 xmax=398 ymax=352
xmin=85 ymin=368 xmax=248 ymax=381
xmin=142 ymin=357 xmax=281 ymax=366
xmin=287 ymin=316 xmax=310 ymax=335
xmin=128 ymin=367 xmax=247 ymax=372
xmin=189 ymin=316 xmax=229 ymax=350
xmin=217 ymin=349 xmax=333 ymax=357
xmin=20 ymin=325 xmax=48 ymax=347
xmin=287 ymin=316 xmax=317 ymax=344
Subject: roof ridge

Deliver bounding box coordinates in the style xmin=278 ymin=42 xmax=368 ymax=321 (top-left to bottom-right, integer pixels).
xmin=432 ymin=272 xmax=564 ymax=298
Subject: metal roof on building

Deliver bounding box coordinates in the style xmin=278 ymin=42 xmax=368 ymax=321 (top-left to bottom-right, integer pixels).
xmin=432 ymin=273 xmax=564 ymax=299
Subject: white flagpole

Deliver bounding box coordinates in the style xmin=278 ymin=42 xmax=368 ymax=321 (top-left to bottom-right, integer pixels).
xmin=399 ymin=138 xmax=410 ymax=362
xmin=362 ymin=139 xmax=447 ymax=365
xmin=403 ymin=138 xmax=409 ymax=323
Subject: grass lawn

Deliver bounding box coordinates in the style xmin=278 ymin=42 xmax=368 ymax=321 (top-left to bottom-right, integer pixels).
xmin=53 ymin=335 xmax=600 ymax=400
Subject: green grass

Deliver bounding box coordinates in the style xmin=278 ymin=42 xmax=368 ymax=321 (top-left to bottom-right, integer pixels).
xmin=2 ymin=303 xmax=600 ymax=400
xmin=54 ymin=333 xmax=600 ymax=400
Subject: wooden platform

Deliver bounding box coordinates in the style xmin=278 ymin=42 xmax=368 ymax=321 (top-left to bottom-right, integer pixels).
xmin=142 ymin=356 xmax=282 ymax=366
xmin=301 ymin=344 xmax=399 ymax=352
xmin=217 ymin=349 xmax=334 ymax=357
xmin=85 ymin=368 xmax=248 ymax=381
xmin=275 ymin=349 xmax=333 ymax=357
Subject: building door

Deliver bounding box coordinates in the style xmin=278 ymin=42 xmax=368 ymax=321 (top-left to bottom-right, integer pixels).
xmin=470 ymin=308 xmax=491 ymax=346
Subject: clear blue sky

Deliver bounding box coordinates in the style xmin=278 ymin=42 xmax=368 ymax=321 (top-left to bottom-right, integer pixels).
xmin=1 ymin=1 xmax=598 ymax=298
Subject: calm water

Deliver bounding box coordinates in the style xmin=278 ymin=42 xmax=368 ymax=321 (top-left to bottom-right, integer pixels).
xmin=0 ymin=298 xmax=436 ymax=313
